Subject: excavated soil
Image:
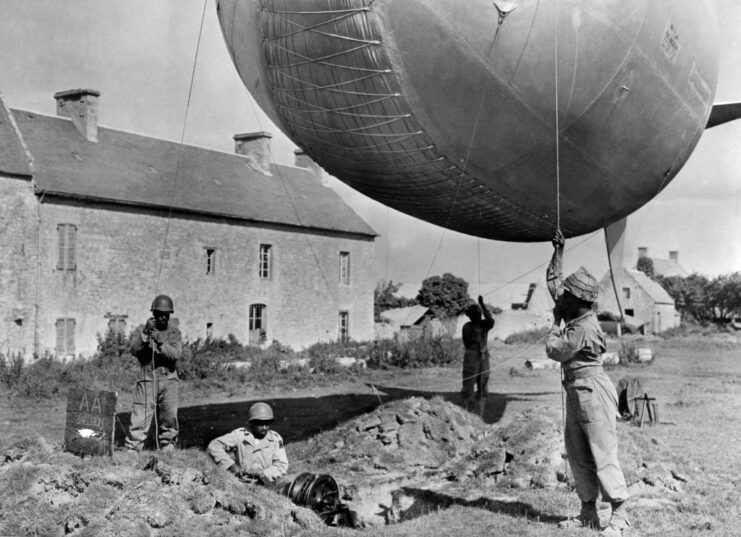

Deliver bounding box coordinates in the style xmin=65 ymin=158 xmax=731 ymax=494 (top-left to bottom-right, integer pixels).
xmin=1 ymin=396 xmax=689 ymax=535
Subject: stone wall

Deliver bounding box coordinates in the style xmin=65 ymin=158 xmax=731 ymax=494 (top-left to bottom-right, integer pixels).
xmin=29 ymin=197 xmax=375 ymax=357
xmin=0 ymin=175 xmax=38 ymax=356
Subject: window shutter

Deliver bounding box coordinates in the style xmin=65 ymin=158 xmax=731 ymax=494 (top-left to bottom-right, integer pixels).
xmin=57 ymin=226 xmax=65 ymax=269
xmin=55 ymin=319 xmax=64 ymax=354
xmin=66 ymin=319 xmax=75 ymax=354
xmin=67 ymin=225 xmax=76 ymax=270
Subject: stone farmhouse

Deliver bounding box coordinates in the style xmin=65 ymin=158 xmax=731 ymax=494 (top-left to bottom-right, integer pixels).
xmin=0 ymin=89 xmax=377 ymax=358
xmin=598 ymin=267 xmax=680 ymax=334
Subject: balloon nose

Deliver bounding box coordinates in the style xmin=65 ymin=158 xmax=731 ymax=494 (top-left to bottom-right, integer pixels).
xmin=493 ymin=1 xmax=519 ymax=15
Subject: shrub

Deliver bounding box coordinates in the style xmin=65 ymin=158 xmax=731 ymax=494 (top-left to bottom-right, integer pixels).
xmin=618 ymin=339 xmax=639 ymax=364
xmin=0 ymin=352 xmax=24 ymax=389
xmin=608 ymin=338 xmax=657 ymax=368
xmin=365 ymin=335 xmax=461 ymax=369
xmin=504 ymin=326 xmax=550 ymax=345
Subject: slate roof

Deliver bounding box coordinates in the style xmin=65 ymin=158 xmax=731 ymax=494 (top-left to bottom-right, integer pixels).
xmin=380 ymin=305 xmax=432 ymax=327
xmin=9 ymin=108 xmax=376 ymax=237
xmin=0 ymin=99 xmax=32 ymax=177
xmin=643 ymin=258 xmax=689 ymax=278
xmin=627 ymin=269 xmax=675 ymax=304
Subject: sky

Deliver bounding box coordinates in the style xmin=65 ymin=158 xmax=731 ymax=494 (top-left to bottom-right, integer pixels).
xmin=1 ymin=0 xmax=739 ymax=292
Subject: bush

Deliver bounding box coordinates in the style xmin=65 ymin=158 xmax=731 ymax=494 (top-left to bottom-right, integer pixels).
xmin=177 ymin=336 xmax=244 ymax=382
xmin=607 ymin=338 xmax=657 ymax=368
xmin=365 ymin=335 xmax=461 ymax=369
xmin=0 ymin=352 xmax=24 ymax=389
xmin=504 ymin=326 xmax=550 ymax=345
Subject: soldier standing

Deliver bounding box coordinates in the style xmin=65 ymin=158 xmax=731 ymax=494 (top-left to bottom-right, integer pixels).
xmin=461 ymin=295 xmax=495 ymax=416
xmin=125 ymin=294 xmax=182 ymax=452
xmin=546 ymin=230 xmax=629 ymax=536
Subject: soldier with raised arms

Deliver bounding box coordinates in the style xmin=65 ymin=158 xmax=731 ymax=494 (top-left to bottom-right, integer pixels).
xmin=546 ymin=230 xmax=630 ymax=537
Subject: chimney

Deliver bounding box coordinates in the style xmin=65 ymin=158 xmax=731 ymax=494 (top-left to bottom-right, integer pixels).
xmin=638 ymin=247 xmax=648 ymax=259
xmin=669 ymin=250 xmax=678 ymax=263
xmin=54 ymin=89 xmax=100 ymax=142
xmin=294 ymin=148 xmax=327 ymax=185
xmin=234 ymin=131 xmax=272 ymax=176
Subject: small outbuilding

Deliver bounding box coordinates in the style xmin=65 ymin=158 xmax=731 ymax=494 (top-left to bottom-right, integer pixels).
xmin=598 ymin=267 xmax=680 ymax=334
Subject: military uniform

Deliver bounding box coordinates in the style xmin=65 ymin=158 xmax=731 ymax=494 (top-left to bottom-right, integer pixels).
xmin=125 ymin=323 xmax=182 ymax=450
xmin=546 ymin=237 xmax=629 ymax=536
xmin=207 ymin=428 xmax=289 ymax=483
xmin=461 ymin=308 xmax=495 ymax=407
xmin=546 ymin=311 xmax=629 ymax=505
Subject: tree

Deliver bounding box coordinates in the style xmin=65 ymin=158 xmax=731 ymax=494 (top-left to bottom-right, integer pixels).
xmin=636 ymin=256 xmax=654 ymax=279
xmin=656 ymin=273 xmax=713 ymax=323
xmin=416 ymin=273 xmax=471 ymax=319
xmin=374 ymin=280 xmax=417 ymax=321
xmin=705 ymin=272 xmax=741 ymax=323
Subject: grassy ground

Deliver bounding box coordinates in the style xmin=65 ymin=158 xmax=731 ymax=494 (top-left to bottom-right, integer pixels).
xmin=2 ymin=334 xmax=740 ymax=536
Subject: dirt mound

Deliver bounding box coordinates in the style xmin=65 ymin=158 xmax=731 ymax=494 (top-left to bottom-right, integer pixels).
xmin=0 ymin=438 xmax=322 ymax=537
xmin=292 ymin=396 xmax=484 ymax=475
xmin=446 ymin=407 xmax=566 ymax=489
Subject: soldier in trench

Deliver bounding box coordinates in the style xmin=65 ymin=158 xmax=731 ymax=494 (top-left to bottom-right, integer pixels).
xmin=545 ymin=230 xmax=630 ymax=537
xmin=461 ymin=294 xmax=495 ymax=416
xmin=207 ymin=401 xmax=289 ymax=486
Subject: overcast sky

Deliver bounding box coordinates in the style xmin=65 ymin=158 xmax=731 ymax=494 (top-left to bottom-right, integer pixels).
xmin=1 ymin=0 xmax=739 ymax=291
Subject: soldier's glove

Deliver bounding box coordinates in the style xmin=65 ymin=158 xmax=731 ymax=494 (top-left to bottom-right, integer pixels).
xmin=144 ymin=318 xmax=156 ymax=335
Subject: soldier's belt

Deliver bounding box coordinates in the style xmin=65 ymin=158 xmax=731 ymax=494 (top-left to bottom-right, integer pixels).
xmin=562 ymin=366 xmax=602 ymax=382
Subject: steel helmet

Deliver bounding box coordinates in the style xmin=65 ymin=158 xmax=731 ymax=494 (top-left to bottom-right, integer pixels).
xmin=151 ymin=294 xmax=174 ymax=313
xmin=563 ymin=268 xmax=599 ymax=303
xmin=248 ymin=402 xmax=274 ymax=423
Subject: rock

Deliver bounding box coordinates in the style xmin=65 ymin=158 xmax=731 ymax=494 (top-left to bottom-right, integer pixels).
xmin=65 ymin=514 xmax=87 ymax=533
xmin=189 ymin=492 xmax=215 ymax=515
xmin=291 ymin=506 xmax=323 ymax=528
xmin=671 ymin=469 xmax=689 ymax=483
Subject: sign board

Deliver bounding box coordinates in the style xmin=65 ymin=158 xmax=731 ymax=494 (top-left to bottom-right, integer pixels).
xmin=63 ymin=389 xmax=117 ymax=456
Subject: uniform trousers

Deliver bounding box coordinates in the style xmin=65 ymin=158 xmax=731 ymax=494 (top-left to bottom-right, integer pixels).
xmin=563 ymin=372 xmax=629 ymax=503
xmin=125 ymin=375 xmax=178 ymax=449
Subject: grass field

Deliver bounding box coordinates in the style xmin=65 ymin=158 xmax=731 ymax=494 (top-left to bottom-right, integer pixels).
xmin=1 ymin=334 xmax=739 ymax=536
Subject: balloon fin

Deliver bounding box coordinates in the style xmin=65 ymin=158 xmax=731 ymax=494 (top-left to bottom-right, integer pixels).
xmin=604 ymin=217 xmax=627 ymax=321
xmin=706 ymin=102 xmax=741 ymax=129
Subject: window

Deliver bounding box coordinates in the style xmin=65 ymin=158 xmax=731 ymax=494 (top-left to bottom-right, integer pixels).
xmin=57 ymin=224 xmax=77 ymax=270
xmin=625 ymin=308 xmax=634 ymax=317
xmin=205 ymin=248 xmax=216 ymax=275
xmin=339 ymin=311 xmax=349 ymax=342
xmin=249 ymin=304 xmax=266 ymax=345
xmin=339 ymin=251 xmax=350 ymax=285
xmin=622 ymin=287 xmax=631 ymax=300
xmin=55 ymin=318 xmax=76 ymax=355
xmin=106 ymin=314 xmax=127 ymax=337
xmin=259 ymin=244 xmax=272 ymax=279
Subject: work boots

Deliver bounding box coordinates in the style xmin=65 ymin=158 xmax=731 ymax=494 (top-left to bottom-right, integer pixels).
xmin=599 ymin=501 xmax=629 ymax=536
xmin=558 ymin=501 xmax=601 ymax=530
